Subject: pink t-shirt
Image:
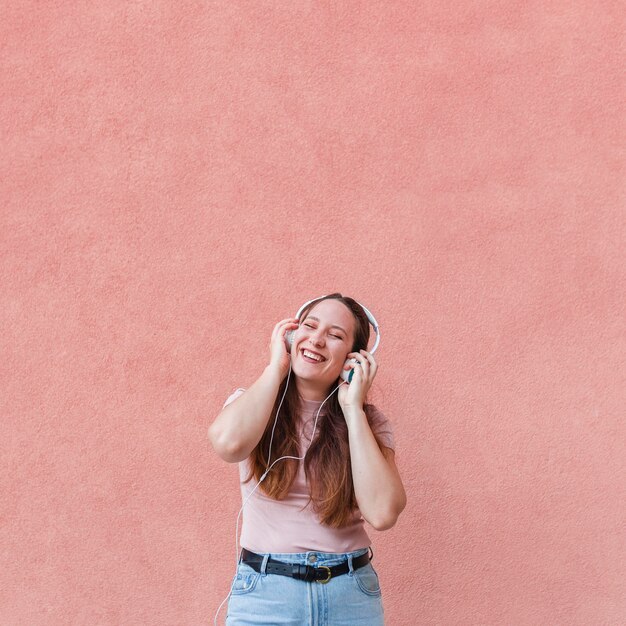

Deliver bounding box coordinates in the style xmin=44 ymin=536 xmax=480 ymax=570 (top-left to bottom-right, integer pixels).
xmin=221 ymin=387 xmax=396 ymax=553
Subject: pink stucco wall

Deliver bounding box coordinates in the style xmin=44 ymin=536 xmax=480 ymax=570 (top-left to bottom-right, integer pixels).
xmin=2 ymin=2 xmax=624 ymax=625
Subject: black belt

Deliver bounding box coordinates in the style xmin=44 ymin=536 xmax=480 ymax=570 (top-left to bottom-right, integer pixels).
xmin=240 ymin=547 xmax=372 ymax=584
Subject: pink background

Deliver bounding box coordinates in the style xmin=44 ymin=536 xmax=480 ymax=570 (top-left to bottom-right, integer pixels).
xmin=2 ymin=2 xmax=624 ymax=624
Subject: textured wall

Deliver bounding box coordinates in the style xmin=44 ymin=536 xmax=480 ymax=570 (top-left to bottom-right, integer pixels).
xmin=1 ymin=2 xmax=624 ymax=625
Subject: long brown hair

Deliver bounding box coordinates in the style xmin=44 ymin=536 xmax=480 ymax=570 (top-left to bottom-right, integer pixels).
xmin=242 ymin=293 xmax=386 ymax=528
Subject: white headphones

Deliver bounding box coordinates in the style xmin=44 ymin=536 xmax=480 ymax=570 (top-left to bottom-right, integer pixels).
xmin=284 ymin=294 xmax=381 ymax=383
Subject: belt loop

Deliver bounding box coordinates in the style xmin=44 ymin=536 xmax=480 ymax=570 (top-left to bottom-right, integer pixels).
xmin=260 ymin=553 xmax=269 ymax=576
xmin=347 ymin=552 xmax=355 ymax=575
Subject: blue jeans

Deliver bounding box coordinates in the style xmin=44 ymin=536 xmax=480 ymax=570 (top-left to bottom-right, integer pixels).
xmin=225 ymin=547 xmax=385 ymax=625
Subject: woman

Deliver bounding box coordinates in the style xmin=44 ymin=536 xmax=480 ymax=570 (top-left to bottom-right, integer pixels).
xmin=209 ymin=293 xmax=406 ymax=625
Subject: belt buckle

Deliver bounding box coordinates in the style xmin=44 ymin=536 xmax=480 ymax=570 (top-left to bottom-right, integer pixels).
xmin=314 ymin=565 xmax=331 ymax=584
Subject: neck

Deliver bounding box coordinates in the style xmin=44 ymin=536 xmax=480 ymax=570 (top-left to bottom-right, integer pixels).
xmin=295 ymin=378 xmax=332 ymax=403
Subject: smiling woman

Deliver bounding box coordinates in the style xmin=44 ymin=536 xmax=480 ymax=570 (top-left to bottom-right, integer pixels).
xmin=209 ymin=293 xmax=406 ymax=625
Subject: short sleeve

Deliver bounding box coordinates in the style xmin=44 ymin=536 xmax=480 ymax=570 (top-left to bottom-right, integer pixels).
xmin=222 ymin=387 xmax=246 ymax=409
xmin=365 ymin=404 xmax=396 ymax=451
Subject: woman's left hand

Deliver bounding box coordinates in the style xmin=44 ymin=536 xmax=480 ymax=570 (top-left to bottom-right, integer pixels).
xmin=337 ymin=349 xmax=378 ymax=414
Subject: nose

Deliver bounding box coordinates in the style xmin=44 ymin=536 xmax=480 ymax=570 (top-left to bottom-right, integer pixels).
xmin=309 ymin=332 xmax=324 ymax=347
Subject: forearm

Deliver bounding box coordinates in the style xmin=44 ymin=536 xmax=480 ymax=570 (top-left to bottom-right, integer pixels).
xmin=209 ymin=366 xmax=283 ymax=459
xmin=346 ymin=408 xmax=406 ymax=530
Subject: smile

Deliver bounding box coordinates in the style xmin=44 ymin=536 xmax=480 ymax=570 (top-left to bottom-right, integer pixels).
xmin=301 ymin=349 xmax=326 ymax=363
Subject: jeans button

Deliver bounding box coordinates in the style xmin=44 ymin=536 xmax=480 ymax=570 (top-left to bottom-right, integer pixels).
xmin=308 ymin=554 xmax=317 ymax=563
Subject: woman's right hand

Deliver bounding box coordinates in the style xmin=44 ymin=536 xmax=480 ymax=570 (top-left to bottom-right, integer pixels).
xmin=268 ymin=318 xmax=300 ymax=379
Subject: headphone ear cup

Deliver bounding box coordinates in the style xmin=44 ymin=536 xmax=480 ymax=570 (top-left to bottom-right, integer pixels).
xmin=285 ymin=330 xmax=293 ymax=353
xmin=340 ymin=358 xmax=358 ymax=383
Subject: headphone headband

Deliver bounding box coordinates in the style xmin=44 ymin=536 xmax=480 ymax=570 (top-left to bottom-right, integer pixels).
xmin=295 ymin=294 xmax=380 ymax=354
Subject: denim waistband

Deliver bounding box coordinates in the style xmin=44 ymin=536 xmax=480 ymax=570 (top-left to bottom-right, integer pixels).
xmin=239 ymin=546 xmax=371 ymax=567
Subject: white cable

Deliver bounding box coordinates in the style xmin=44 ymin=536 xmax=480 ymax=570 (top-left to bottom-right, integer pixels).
xmin=214 ymin=361 xmax=348 ymax=625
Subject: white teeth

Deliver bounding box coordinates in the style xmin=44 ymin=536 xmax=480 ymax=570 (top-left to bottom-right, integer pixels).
xmin=303 ymin=349 xmax=324 ymax=362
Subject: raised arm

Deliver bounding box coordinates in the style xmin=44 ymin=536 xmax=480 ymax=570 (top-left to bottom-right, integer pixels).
xmin=208 ymin=317 xmax=298 ymax=463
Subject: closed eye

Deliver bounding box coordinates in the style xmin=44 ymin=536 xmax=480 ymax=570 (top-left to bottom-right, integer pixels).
xmin=304 ymin=323 xmax=343 ymax=340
